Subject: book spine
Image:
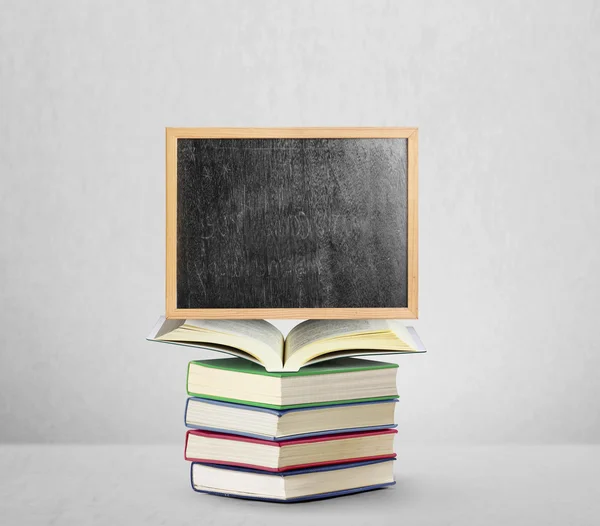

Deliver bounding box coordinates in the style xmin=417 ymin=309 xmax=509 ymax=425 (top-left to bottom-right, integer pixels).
xmin=184 ymin=429 xmax=191 ymax=460
xmin=186 ymin=362 xmax=192 ymax=396
xmin=184 ymin=397 xmax=191 ymax=427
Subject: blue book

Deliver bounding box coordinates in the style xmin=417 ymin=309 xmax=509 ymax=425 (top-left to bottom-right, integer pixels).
xmin=190 ymin=459 xmax=396 ymax=502
xmin=185 ymin=397 xmax=398 ymax=441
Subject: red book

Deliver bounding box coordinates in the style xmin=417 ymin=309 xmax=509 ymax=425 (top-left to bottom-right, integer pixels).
xmin=184 ymin=428 xmax=397 ymax=472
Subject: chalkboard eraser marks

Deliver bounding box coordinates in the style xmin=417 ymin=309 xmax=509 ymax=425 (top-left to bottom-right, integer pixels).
xmin=147 ymin=317 xmax=426 ymax=372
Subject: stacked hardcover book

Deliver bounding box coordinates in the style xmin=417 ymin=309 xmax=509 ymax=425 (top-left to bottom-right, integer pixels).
xmin=148 ymin=318 xmax=425 ymax=502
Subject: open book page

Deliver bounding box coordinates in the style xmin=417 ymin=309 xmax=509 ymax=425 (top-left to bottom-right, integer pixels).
xmin=284 ymin=320 xmax=390 ymax=359
xmin=386 ymin=322 xmax=425 ymax=351
xmin=283 ymin=319 xmax=420 ymax=371
xmin=153 ymin=318 xmax=285 ymax=371
xmin=302 ymin=349 xmax=421 ymax=368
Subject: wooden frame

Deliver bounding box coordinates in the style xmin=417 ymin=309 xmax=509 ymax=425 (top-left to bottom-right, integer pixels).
xmin=166 ymin=127 xmax=418 ymax=319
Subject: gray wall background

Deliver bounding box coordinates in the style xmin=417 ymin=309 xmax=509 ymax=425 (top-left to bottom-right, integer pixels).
xmin=1 ymin=0 xmax=599 ymax=444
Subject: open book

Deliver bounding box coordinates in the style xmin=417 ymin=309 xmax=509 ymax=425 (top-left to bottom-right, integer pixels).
xmin=147 ymin=318 xmax=425 ymax=372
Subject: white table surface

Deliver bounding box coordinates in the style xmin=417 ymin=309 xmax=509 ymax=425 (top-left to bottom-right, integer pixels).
xmin=1 ymin=444 xmax=599 ymax=525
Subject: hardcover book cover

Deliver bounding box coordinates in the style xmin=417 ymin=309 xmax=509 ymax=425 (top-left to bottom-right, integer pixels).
xmin=184 ymin=396 xmax=399 ymax=441
xmin=187 ymin=357 xmax=399 ymax=409
xmin=190 ymin=458 xmax=396 ymax=503
xmin=184 ymin=428 xmax=397 ymax=472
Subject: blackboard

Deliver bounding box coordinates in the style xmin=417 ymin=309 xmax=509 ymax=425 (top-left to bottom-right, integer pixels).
xmin=166 ymin=128 xmax=418 ymax=319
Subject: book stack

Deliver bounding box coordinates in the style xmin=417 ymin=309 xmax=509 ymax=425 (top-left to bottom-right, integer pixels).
xmin=148 ymin=319 xmax=425 ymax=502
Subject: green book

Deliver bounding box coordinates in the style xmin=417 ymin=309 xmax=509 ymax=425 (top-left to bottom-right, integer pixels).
xmin=187 ymin=357 xmax=399 ymax=409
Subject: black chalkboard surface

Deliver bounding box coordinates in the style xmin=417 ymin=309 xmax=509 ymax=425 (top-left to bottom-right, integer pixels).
xmin=166 ymin=128 xmax=418 ymax=319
